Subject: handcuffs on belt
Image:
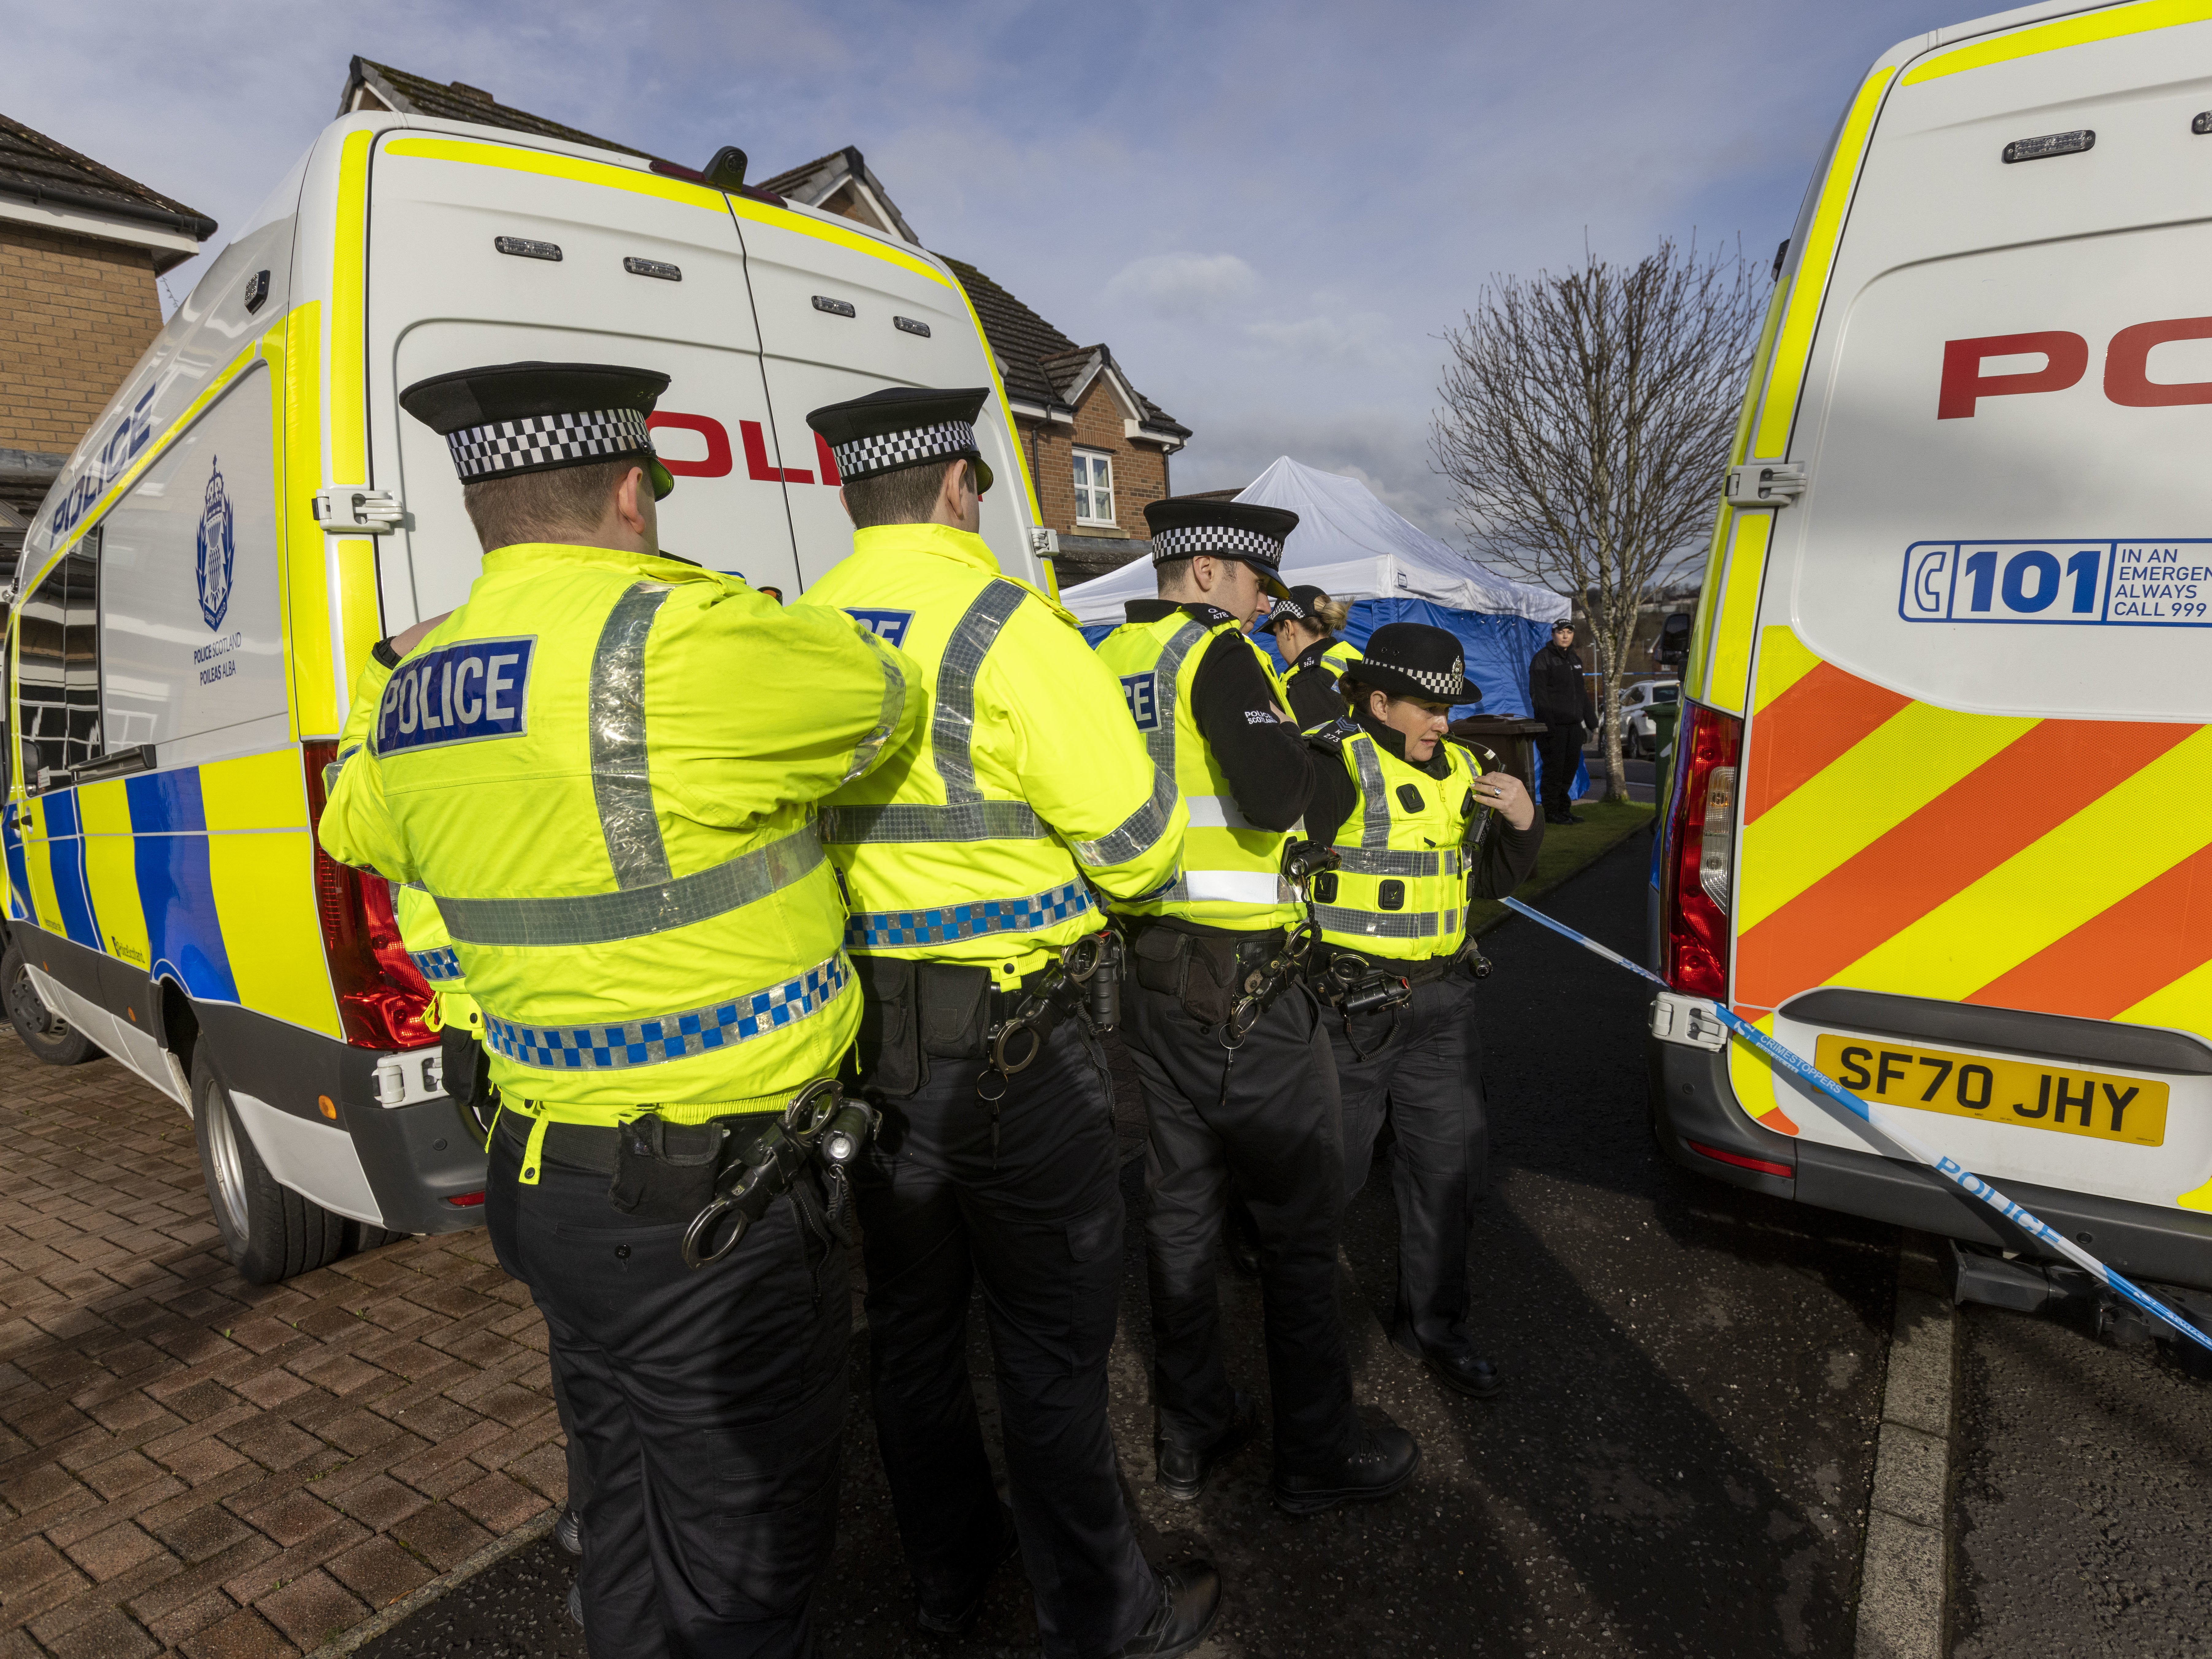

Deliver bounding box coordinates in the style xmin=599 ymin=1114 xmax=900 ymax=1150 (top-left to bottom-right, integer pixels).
xmin=679 ymin=1078 xmax=881 ymax=1270
xmin=970 ymin=927 xmax=1124 ymax=1162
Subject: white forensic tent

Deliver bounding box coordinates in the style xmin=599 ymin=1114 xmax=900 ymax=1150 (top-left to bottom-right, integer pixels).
xmin=1062 ymin=457 xmax=1568 ymax=715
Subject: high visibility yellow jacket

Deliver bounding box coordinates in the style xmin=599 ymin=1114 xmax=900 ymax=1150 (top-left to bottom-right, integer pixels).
xmin=803 ymin=523 xmax=1184 ymax=981
xmin=1321 ymin=638 xmax=1364 ymax=680
xmin=319 ymin=542 xmax=921 ymax=1124
xmin=1096 ymin=609 xmax=1301 ymax=933
xmin=1309 ymin=720 xmax=1484 ymax=961
xmin=334 ymin=656 xmax=478 ymax=1041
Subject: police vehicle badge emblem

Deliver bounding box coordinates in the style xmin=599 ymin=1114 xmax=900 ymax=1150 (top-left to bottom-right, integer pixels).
xmin=195 ymin=459 xmax=234 ymax=632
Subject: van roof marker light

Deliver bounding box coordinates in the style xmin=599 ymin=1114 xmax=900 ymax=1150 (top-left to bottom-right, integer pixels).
xmin=494 ymin=236 xmax=561 ymax=262
xmin=624 ymin=257 xmax=681 ymax=282
xmin=2002 ymin=129 xmax=2094 ymax=164
xmin=2193 ymin=112 xmax=2212 ymax=136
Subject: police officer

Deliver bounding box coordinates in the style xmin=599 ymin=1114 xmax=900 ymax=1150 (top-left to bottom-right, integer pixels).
xmin=1528 ymin=618 xmax=1594 ymax=824
xmin=1304 ymin=624 xmax=1541 ymax=1397
xmin=1098 ymin=498 xmax=1421 ymax=1515
xmin=320 ymin=362 xmax=922 ymax=1659
xmin=1264 ymin=584 xmax=1362 ymax=729
xmin=333 ymin=655 xmax=590 ymax=1617
xmin=802 ymin=389 xmax=1216 ymax=1659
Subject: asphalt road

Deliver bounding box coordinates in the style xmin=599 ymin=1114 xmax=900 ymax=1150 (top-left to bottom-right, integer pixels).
xmin=362 ymin=831 xmax=2212 ymax=1657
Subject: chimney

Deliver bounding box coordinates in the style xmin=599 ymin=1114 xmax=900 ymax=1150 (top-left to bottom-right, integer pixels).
xmin=449 ymin=82 xmax=496 ymax=103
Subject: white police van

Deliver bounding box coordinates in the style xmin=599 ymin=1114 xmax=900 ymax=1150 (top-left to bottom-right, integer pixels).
xmin=1651 ymin=0 xmax=2212 ymax=1304
xmin=7 ymin=108 xmax=1049 ymax=1281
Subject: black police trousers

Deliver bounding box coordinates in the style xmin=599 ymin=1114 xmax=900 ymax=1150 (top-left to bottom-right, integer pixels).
xmin=486 ymin=1124 xmax=847 ymax=1659
xmin=1124 ymin=977 xmax=1360 ymax=1470
xmin=854 ymin=1019 xmax=1154 ymax=1659
xmin=1324 ymin=969 xmax=1488 ymax=1358
xmin=1538 ymin=722 xmax=1582 ymax=815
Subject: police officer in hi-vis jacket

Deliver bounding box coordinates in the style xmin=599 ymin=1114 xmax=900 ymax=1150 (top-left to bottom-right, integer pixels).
xmin=801 ymin=388 xmax=1218 ymax=1659
xmin=1098 ymin=497 xmax=1422 ymax=1518
xmin=321 ymin=361 xmax=922 ymax=1659
xmin=1303 ymin=623 xmax=1540 ymax=1399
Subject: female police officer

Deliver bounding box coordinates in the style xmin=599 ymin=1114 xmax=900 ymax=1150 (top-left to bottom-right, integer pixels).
xmin=1264 ymin=585 xmax=1363 ymax=729
xmin=1300 ymin=623 xmax=1540 ymax=1399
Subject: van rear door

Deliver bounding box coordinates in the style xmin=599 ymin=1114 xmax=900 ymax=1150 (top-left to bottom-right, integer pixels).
xmin=731 ymin=202 xmax=1037 ymax=589
xmin=362 ymin=130 xmax=799 ymax=614
xmin=1733 ymin=13 xmax=2212 ymax=1218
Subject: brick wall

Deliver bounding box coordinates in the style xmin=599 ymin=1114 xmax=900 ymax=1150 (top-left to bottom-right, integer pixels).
xmin=0 ymin=225 xmax=164 ymax=456
xmin=1023 ymin=379 xmax=1173 ymax=539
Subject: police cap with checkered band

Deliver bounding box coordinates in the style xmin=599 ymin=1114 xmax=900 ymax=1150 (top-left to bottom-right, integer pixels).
xmin=1142 ymin=497 xmax=1298 ymax=599
xmin=1349 ymin=622 xmax=1482 ymax=704
xmin=804 ymin=386 xmax=994 ymax=494
xmin=399 ymin=362 xmax=677 ymax=500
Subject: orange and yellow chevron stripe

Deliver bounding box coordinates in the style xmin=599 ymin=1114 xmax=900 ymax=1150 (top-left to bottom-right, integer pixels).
xmin=1734 ymin=626 xmax=2212 ymax=1039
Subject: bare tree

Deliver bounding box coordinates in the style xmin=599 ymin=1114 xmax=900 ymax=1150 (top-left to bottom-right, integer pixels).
xmin=1432 ymin=238 xmax=1764 ymax=802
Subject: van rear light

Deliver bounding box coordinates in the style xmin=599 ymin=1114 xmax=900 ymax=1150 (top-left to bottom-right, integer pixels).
xmin=1685 ymin=1139 xmax=1792 ymax=1179
xmin=1660 ymin=701 xmax=1743 ymax=998
xmin=302 ymin=742 xmax=437 ymax=1051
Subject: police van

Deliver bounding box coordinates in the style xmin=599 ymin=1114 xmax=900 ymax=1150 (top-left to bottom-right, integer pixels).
xmin=1650 ymin=0 xmax=2212 ymax=1300
xmin=6 ymin=109 xmax=1050 ymax=1281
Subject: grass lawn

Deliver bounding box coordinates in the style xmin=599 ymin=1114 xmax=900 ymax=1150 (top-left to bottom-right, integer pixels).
xmin=1468 ymin=796 xmax=1656 ymax=936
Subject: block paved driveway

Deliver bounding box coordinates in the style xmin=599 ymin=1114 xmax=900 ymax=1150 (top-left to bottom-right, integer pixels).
xmin=0 ymin=1029 xmax=565 ymax=1658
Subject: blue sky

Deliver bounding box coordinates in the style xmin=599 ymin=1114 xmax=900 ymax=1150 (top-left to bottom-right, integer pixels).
xmin=10 ymin=0 xmax=1957 ymax=537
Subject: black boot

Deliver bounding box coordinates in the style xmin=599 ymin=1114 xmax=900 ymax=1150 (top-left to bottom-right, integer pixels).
xmin=1102 ymin=1558 xmax=1223 ymax=1659
xmin=555 ymin=1507 xmax=582 ymax=1557
xmin=1155 ymin=1391 xmax=1256 ymax=1502
xmin=916 ymin=1504 xmax=1020 ymax=1637
xmin=1271 ymin=1418 xmax=1421 ymax=1515
xmin=1416 ymin=1346 xmax=1503 ymax=1399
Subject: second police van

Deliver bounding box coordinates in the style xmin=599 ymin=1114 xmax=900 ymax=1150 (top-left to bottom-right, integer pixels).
xmin=6 ymin=108 xmax=1054 ymax=1281
xmin=1651 ymin=0 xmax=2212 ymax=1302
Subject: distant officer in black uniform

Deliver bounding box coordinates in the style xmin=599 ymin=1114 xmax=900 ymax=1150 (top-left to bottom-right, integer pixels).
xmin=1264 ymin=584 xmax=1361 ymax=730
xmin=1304 ymin=624 xmax=1541 ymax=1398
xmin=1528 ymin=619 xmax=1594 ymax=823
xmin=1098 ymin=500 xmax=1420 ymax=1516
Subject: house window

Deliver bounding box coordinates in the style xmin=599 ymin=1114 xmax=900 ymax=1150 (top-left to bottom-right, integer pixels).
xmin=1073 ymin=450 xmax=1115 ymax=527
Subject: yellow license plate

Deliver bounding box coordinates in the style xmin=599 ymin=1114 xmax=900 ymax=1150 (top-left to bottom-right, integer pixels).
xmin=1812 ymin=1035 xmax=2168 ymax=1148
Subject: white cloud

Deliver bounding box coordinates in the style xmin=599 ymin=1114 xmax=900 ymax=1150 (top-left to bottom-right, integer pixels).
xmin=1104 ymin=252 xmax=1259 ymax=322
xmin=1242 ymin=311 xmax=1391 ymax=363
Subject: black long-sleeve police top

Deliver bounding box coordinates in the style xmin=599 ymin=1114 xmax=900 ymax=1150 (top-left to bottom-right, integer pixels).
xmin=1280 ymin=637 xmax=1351 ymax=732
xmin=1124 ymin=600 xmax=1315 ymax=835
xmin=1303 ymin=713 xmax=1544 ymax=901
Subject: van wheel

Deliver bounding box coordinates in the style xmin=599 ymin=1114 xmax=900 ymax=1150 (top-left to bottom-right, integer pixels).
xmin=3 ymin=943 xmax=100 ymax=1066
xmin=191 ymin=1055 xmax=346 ymax=1284
xmin=346 ymin=1220 xmax=404 ymax=1254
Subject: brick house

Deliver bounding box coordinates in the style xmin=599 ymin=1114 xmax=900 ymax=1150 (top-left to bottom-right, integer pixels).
xmin=337 ymin=62 xmax=1190 ymax=585
xmin=0 ymin=113 xmax=215 ymax=571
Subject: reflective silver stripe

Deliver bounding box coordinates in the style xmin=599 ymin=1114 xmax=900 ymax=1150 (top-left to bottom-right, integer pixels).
xmin=1348 ymin=735 xmax=1390 ymax=849
xmin=820 ymin=799 xmax=1044 ymax=844
xmin=1313 ymin=903 xmax=1450 ymax=939
xmin=1145 ymin=620 xmax=1213 ymax=778
xmin=936 ymin=580 xmax=1029 ymax=805
xmin=1070 ymin=767 xmax=1177 ymax=868
xmin=1334 ymin=847 xmax=1461 ymax=878
xmin=590 ymin=582 xmax=674 ymax=889
xmin=1183 ymin=793 xmax=1263 ymax=831
xmin=436 ymin=822 xmax=824 ymax=947
xmin=1165 ymin=869 xmax=1292 ymax=906
xmin=842 ymin=629 xmax=909 ymax=785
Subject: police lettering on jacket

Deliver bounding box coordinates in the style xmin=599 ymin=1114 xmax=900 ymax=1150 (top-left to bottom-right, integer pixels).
xmin=374 ymin=638 xmax=536 ymax=755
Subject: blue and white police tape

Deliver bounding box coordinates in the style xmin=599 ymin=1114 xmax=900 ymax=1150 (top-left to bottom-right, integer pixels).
xmin=1498 ymin=894 xmax=2212 ymax=1360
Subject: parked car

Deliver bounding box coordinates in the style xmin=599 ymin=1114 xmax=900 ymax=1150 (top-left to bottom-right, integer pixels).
xmin=1619 ymin=680 xmax=1680 ymax=759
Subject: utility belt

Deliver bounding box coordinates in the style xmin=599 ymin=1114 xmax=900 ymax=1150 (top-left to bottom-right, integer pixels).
xmin=1127 ymin=918 xmax=1314 ymax=1047
xmin=1310 ymin=935 xmax=1491 ymax=1017
xmin=496 ymin=1078 xmax=879 ymax=1271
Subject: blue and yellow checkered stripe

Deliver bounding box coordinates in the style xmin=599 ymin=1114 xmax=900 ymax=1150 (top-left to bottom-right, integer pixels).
xmin=5 ymin=751 xmax=340 ymax=1036
xmin=409 ymin=946 xmax=464 ymax=982
xmin=482 ymin=952 xmax=850 ymax=1070
xmin=846 ymin=880 xmax=1093 ymax=949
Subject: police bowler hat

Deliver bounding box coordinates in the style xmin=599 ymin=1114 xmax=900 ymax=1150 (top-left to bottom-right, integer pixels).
xmin=400 ymin=362 xmax=677 ymax=500
xmin=1348 ymin=622 xmax=1482 ymax=704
